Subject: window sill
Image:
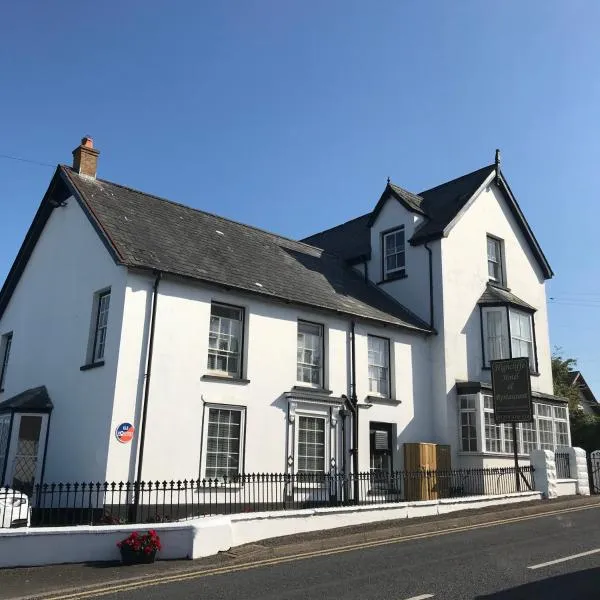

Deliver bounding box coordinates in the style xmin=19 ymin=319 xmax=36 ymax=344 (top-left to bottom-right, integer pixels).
xmin=201 ymin=374 xmax=250 ymax=385
xmin=488 ymin=280 xmax=510 ymax=292
xmin=292 ymin=385 xmax=332 ymax=395
xmin=366 ymin=395 xmax=401 ymax=406
xmin=80 ymin=361 xmax=105 ymax=372
xmin=377 ymin=271 xmax=407 ymax=284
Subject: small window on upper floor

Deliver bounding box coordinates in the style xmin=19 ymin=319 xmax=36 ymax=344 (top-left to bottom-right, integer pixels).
xmin=487 ymin=235 xmax=505 ymax=286
xmin=297 ymin=320 xmax=324 ymax=387
xmin=382 ymin=226 xmax=406 ymax=280
xmin=0 ymin=332 xmax=13 ymax=391
xmin=207 ymin=303 xmax=244 ymax=378
xmin=83 ymin=289 xmax=110 ymax=368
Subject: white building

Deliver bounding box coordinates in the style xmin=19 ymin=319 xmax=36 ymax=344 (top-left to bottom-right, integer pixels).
xmin=0 ymin=139 xmax=569 ymax=494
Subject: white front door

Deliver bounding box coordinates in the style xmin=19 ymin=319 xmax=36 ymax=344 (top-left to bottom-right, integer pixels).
xmin=5 ymin=413 xmax=48 ymax=495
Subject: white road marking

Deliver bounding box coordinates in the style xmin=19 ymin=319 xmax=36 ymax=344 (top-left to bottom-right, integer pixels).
xmin=528 ymin=548 xmax=600 ymax=570
xmin=403 ymin=595 xmax=434 ymax=600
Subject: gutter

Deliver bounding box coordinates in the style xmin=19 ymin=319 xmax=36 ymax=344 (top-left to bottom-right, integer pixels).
xmin=133 ymin=271 xmax=162 ymax=512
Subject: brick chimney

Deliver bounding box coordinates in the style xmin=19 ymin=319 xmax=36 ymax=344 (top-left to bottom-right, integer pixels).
xmin=72 ymin=136 xmax=100 ymax=178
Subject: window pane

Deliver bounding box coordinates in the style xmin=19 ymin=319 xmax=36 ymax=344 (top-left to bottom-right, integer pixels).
xmin=486 ymin=310 xmax=508 ymax=363
xmin=297 ymin=322 xmax=323 ymax=386
xmin=207 ymin=304 xmax=243 ymax=377
xmin=93 ymin=292 xmax=110 ymax=362
xmin=205 ymin=408 xmax=241 ymax=479
xmin=0 ymin=333 xmax=12 ymax=390
xmin=297 ymin=416 xmax=325 ymax=473
xmin=384 ymin=228 xmax=406 ymax=276
xmin=368 ymin=336 xmax=390 ymax=396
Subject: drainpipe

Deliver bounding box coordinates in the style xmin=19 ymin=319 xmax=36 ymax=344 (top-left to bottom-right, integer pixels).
xmin=348 ymin=320 xmax=360 ymax=503
xmin=133 ymin=271 xmax=162 ymax=513
xmin=424 ymin=242 xmax=434 ymax=329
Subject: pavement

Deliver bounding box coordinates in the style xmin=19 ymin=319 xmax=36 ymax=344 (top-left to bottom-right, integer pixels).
xmin=1 ymin=495 xmax=600 ymax=600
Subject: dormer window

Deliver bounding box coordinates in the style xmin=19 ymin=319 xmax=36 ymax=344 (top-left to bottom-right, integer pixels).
xmin=487 ymin=235 xmax=505 ymax=285
xmin=382 ymin=226 xmax=406 ymax=280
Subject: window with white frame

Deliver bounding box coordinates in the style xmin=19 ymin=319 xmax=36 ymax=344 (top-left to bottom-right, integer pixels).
xmin=383 ymin=227 xmax=406 ymax=279
xmin=459 ymin=395 xmax=569 ymax=455
xmin=483 ymin=308 xmax=509 ymax=365
xmin=89 ymin=290 xmax=110 ymax=363
xmin=459 ymin=396 xmax=478 ymax=452
xmin=510 ymin=311 xmax=534 ymax=370
xmin=297 ymin=416 xmax=326 ymax=474
xmin=368 ymin=335 xmax=390 ymax=396
xmin=482 ymin=307 xmax=535 ymax=370
xmin=207 ymin=303 xmax=244 ymax=377
xmin=0 ymin=333 xmax=12 ymax=391
xmin=203 ymin=406 xmax=244 ymax=480
xmin=297 ymin=321 xmax=324 ymax=387
xmin=487 ymin=236 xmax=505 ymax=285
xmin=483 ymin=395 xmax=502 ymax=453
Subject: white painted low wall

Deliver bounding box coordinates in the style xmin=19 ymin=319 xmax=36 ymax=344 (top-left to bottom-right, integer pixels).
xmin=555 ymin=479 xmax=578 ymax=497
xmin=0 ymin=492 xmax=541 ymax=568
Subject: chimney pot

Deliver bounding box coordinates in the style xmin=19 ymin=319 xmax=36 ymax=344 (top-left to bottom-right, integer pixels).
xmin=72 ymin=136 xmax=100 ymax=178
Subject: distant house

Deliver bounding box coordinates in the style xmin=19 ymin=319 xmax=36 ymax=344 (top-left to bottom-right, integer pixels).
xmin=0 ymin=138 xmax=570 ymax=493
xmin=569 ymin=371 xmax=600 ymax=416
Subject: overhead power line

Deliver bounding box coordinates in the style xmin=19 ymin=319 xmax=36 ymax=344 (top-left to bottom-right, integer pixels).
xmin=0 ymin=153 xmax=55 ymax=168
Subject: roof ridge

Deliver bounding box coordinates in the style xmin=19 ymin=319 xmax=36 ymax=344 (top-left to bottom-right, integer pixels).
xmin=388 ymin=181 xmax=423 ymax=199
xmin=61 ymin=165 xmax=339 ymax=257
xmin=419 ymin=163 xmax=495 ymax=195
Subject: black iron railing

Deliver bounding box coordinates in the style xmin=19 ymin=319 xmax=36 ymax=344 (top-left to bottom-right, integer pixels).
xmin=555 ymin=452 xmax=571 ymax=479
xmin=0 ymin=466 xmax=535 ymax=528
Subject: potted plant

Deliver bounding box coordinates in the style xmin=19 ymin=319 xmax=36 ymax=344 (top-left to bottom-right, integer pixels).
xmin=117 ymin=530 xmax=162 ymax=565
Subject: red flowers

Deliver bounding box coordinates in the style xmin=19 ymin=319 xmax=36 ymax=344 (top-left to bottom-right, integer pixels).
xmin=117 ymin=530 xmax=162 ymax=553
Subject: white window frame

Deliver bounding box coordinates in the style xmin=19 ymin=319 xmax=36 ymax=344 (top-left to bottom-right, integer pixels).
xmin=200 ymin=404 xmax=246 ymax=481
xmin=0 ymin=332 xmax=13 ymax=392
xmin=482 ymin=307 xmax=509 ymax=366
xmin=367 ymin=335 xmax=390 ymax=397
xmin=207 ymin=302 xmax=244 ymax=378
xmin=482 ymin=307 xmax=536 ymax=371
xmin=509 ymin=310 xmax=535 ymax=371
xmin=383 ymin=226 xmax=406 ymax=279
xmin=459 ymin=394 xmax=570 ymax=456
xmin=296 ymin=415 xmax=327 ymax=475
xmin=458 ymin=395 xmax=478 ymax=452
xmin=297 ymin=321 xmax=324 ymax=388
xmin=487 ymin=235 xmax=505 ymax=285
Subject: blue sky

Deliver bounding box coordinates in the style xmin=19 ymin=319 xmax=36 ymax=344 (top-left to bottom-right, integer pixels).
xmin=1 ymin=1 xmax=599 ymax=393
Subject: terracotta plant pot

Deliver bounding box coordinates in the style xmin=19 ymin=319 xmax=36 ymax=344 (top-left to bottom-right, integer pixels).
xmin=120 ymin=547 xmax=157 ymax=565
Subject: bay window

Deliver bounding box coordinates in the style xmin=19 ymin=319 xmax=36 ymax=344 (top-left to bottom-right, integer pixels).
xmin=482 ymin=306 xmax=536 ymax=371
xmin=459 ymin=394 xmax=570 ymax=455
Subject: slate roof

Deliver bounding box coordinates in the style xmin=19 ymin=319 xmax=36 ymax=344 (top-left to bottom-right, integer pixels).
xmin=0 ymin=386 xmax=53 ymax=413
xmin=301 ymin=213 xmax=372 ymax=264
xmin=411 ymin=165 xmax=495 ymax=243
xmin=59 ymin=167 xmax=430 ymax=332
xmin=477 ymin=283 xmax=536 ymax=312
xmin=302 ymin=165 xmax=494 ymax=255
xmin=301 ymin=164 xmax=552 ymax=280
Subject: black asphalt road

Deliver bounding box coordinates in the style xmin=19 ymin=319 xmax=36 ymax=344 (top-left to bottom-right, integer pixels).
xmin=97 ymin=504 xmax=600 ymax=600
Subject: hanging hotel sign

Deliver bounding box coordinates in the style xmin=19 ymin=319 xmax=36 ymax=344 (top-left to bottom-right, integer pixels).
xmin=490 ymin=357 xmax=533 ymax=423
xmin=115 ymin=422 xmax=135 ymax=443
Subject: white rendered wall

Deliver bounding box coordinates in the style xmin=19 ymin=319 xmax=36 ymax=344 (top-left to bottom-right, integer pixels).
xmin=0 ymin=196 xmax=127 ymax=482
xmin=441 ymin=180 xmax=553 ymax=452
xmin=108 ymin=272 xmax=432 ymax=482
